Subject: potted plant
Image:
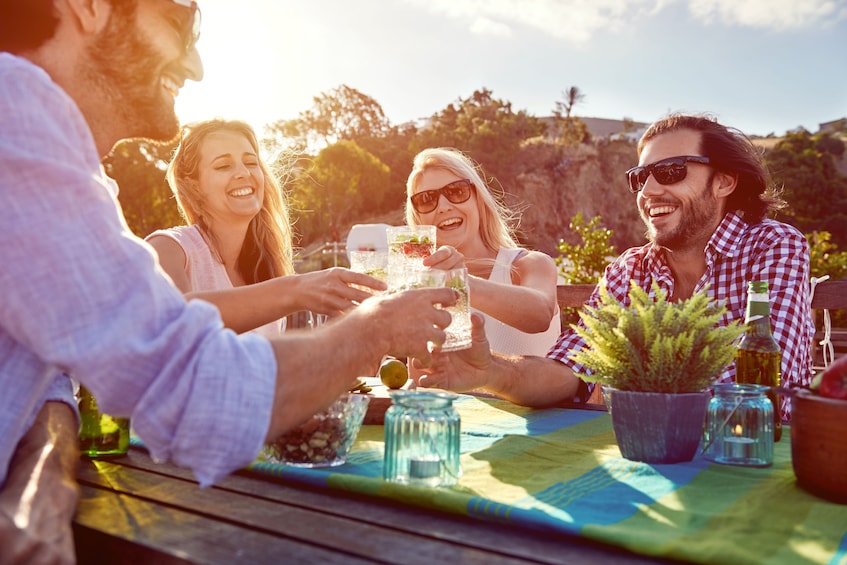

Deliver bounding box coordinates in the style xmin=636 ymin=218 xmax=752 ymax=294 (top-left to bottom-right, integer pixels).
xmin=569 ymin=282 xmax=744 ymax=463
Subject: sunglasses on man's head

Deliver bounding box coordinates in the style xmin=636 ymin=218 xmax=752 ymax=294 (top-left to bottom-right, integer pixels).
xmin=625 ymin=155 xmax=711 ymax=193
xmin=167 ymin=0 xmax=201 ymax=53
xmin=410 ymin=179 xmax=474 ymax=214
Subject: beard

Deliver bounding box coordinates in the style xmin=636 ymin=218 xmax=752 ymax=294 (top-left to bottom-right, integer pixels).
xmin=84 ymin=10 xmax=181 ymax=145
xmin=642 ymin=174 xmax=722 ymax=252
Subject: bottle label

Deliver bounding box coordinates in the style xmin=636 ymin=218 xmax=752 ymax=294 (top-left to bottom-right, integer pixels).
xmin=748 ymin=291 xmax=768 ymax=302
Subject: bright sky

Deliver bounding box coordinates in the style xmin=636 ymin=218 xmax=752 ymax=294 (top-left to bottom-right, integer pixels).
xmin=176 ymin=0 xmax=847 ymax=140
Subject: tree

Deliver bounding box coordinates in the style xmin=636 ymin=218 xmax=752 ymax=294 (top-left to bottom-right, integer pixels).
xmin=289 ymin=140 xmax=391 ymax=246
xmin=551 ymin=87 xmax=590 ymax=147
xmin=264 ymin=85 xmax=391 ymax=153
xmin=412 ymin=88 xmax=545 ymax=191
xmin=765 ymin=130 xmax=847 ymax=248
xmin=103 ymin=138 xmax=182 ymax=238
xmin=554 ymin=86 xmax=586 ymax=119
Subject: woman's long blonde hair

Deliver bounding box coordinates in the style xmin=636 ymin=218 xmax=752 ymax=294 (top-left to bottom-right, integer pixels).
xmin=405 ymin=147 xmax=519 ymax=251
xmin=166 ymin=119 xmax=294 ymax=283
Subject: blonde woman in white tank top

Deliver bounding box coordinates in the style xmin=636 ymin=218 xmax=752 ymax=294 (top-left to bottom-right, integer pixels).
xmin=405 ymin=148 xmax=560 ymax=358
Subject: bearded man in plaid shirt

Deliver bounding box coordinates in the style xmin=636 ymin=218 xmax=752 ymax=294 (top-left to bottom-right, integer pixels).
xmin=419 ymin=113 xmax=814 ymax=419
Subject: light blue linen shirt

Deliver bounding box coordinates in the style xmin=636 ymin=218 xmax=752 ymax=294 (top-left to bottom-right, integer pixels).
xmin=0 ymin=53 xmax=277 ymax=487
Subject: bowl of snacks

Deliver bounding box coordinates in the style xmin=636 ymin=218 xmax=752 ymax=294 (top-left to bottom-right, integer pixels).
xmin=791 ymin=355 xmax=847 ymax=504
xmin=262 ymin=393 xmax=370 ymax=468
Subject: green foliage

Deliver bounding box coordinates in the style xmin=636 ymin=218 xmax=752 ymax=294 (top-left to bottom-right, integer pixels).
xmin=103 ymin=138 xmax=182 ymax=237
xmin=263 ymin=85 xmax=391 ymax=152
xmin=555 ymin=213 xmax=616 ymax=284
xmin=411 ymin=88 xmax=545 ymax=190
xmin=808 ymin=231 xmax=847 ymax=281
xmin=569 ymin=282 xmax=744 ymax=393
xmin=555 ymin=213 xmax=617 ymax=327
xmin=766 ymin=130 xmax=847 ymax=248
xmin=289 ymin=140 xmax=390 ymax=244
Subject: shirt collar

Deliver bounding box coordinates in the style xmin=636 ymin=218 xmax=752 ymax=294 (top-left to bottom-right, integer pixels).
xmin=640 ymin=211 xmax=746 ymax=271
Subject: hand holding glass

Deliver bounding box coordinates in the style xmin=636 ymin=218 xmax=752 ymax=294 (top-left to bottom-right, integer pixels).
xmin=409 ymin=268 xmax=472 ymax=352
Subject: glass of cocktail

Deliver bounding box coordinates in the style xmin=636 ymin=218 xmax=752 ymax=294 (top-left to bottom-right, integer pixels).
xmin=386 ymin=225 xmax=436 ymax=291
xmin=406 ymin=267 xmax=472 ymax=353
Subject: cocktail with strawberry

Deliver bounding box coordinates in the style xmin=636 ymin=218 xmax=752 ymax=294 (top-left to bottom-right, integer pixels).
xmin=386 ymin=225 xmax=436 ymax=291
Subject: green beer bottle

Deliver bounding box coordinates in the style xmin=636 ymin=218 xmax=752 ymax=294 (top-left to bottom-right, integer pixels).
xmin=735 ymin=281 xmax=782 ymax=442
xmin=78 ymin=385 xmax=130 ymax=458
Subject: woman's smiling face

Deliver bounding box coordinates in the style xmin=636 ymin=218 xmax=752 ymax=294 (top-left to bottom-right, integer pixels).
xmin=196 ymin=130 xmax=265 ymax=224
xmin=414 ymin=168 xmax=480 ymax=249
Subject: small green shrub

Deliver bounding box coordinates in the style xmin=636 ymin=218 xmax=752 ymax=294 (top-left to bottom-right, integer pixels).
xmin=569 ymin=282 xmax=744 ymax=393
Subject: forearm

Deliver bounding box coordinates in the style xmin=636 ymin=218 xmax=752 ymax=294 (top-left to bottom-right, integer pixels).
xmin=470 ymin=277 xmax=557 ymax=333
xmin=265 ymin=315 xmax=389 ymax=439
xmin=187 ymin=278 xmax=289 ymax=334
xmin=0 ymin=401 xmax=80 ymax=564
xmin=4 ymin=401 xmax=80 ymax=497
xmin=484 ymin=354 xmax=580 ymax=407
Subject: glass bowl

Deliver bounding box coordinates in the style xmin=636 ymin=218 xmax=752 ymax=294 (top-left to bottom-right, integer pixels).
xmin=261 ymin=393 xmax=370 ymax=468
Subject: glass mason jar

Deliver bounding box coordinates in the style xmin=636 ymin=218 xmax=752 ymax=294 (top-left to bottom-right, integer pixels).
xmin=383 ymin=390 xmax=461 ymax=487
xmin=703 ymin=383 xmax=773 ymax=467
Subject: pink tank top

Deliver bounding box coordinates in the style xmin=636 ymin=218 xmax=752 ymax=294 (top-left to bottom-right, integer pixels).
xmin=146 ymin=225 xmax=283 ymax=338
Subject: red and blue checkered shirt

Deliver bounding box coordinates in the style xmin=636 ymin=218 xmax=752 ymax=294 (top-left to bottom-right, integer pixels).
xmin=548 ymin=213 xmax=815 ymax=418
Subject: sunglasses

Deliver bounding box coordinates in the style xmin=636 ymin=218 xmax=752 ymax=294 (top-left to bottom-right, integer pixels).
xmin=410 ymin=179 xmax=474 ymax=214
xmin=625 ymin=155 xmax=711 ymax=193
xmin=167 ymin=0 xmax=202 ymax=53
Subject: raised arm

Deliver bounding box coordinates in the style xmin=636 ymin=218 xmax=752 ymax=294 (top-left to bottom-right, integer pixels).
xmin=147 ymin=234 xmax=386 ymax=333
xmin=426 ymin=247 xmax=558 ymax=333
xmin=468 ymin=250 xmax=558 ymax=333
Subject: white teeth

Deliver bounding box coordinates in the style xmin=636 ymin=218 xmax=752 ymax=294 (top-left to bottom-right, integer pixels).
xmin=649 ymin=206 xmax=676 ymax=217
xmin=438 ymin=218 xmax=462 ymax=229
xmin=161 ymin=77 xmax=179 ymax=96
xmin=229 ymin=187 xmax=254 ymax=197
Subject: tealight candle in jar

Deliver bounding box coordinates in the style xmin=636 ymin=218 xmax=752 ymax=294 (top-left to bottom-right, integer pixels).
xmin=723 ymin=425 xmax=755 ymax=459
xmin=383 ymin=390 xmax=461 ymax=487
xmin=704 ymin=384 xmax=774 ymax=467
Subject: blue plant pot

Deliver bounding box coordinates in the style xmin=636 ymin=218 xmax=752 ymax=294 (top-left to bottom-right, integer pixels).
xmin=609 ymin=389 xmax=709 ymax=464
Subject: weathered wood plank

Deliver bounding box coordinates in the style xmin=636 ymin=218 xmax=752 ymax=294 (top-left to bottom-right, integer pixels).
xmin=75 ymin=450 xmax=668 ymax=564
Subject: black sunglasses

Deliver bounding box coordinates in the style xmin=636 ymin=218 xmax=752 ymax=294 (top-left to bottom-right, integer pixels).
xmin=410 ymin=179 xmax=474 ymax=214
xmin=167 ymin=0 xmax=202 ymax=53
xmin=625 ymin=155 xmax=711 ymax=193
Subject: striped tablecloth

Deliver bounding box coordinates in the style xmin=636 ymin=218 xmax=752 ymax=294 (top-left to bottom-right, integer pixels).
xmin=248 ymin=394 xmax=847 ymax=565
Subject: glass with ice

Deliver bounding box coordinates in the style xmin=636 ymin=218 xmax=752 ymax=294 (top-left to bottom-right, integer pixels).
xmin=386 ymin=225 xmax=436 ymax=291
xmin=349 ymin=250 xmax=389 ymax=287
xmin=407 ymin=267 xmax=472 ymax=353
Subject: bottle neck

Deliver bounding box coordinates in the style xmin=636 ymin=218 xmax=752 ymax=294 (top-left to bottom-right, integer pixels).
xmin=744 ymin=291 xmax=773 ymax=335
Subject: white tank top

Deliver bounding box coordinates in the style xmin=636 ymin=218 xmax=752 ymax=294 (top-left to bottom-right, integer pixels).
xmin=473 ymin=248 xmax=561 ymax=356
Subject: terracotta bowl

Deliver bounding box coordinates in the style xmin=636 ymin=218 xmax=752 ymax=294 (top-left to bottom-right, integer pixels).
xmin=791 ymin=389 xmax=847 ymax=504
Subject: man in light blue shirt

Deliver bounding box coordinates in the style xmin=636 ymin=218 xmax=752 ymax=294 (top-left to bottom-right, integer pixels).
xmin=0 ymin=1 xmax=455 ymax=560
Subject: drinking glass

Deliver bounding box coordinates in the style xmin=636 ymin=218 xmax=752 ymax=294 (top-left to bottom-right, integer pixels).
xmin=407 ymin=268 xmax=472 ymax=352
xmin=349 ymin=250 xmax=389 ymax=286
xmin=386 ymin=225 xmax=436 ymax=291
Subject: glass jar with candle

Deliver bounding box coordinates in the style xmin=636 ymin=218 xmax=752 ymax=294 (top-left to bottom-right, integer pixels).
xmin=703 ymin=383 xmax=773 ymax=467
xmin=383 ymin=390 xmax=461 ymax=487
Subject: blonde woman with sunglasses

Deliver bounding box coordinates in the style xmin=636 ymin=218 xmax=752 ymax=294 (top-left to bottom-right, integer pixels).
xmin=406 ymin=147 xmax=561 ymax=356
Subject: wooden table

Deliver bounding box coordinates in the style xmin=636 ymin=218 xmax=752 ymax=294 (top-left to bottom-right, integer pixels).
xmin=74 ymin=448 xmax=676 ymax=564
